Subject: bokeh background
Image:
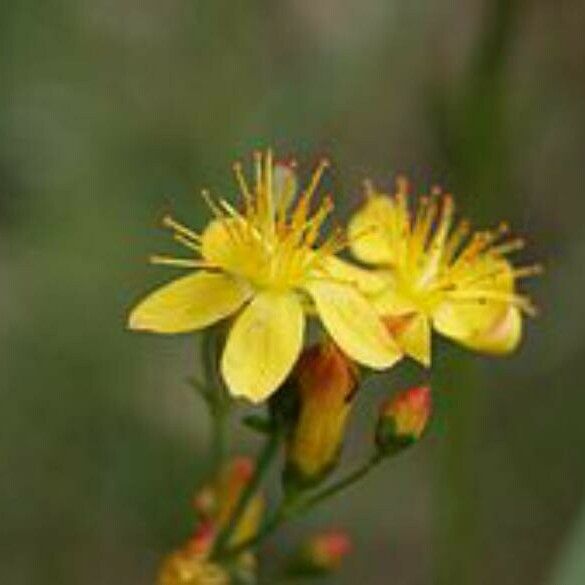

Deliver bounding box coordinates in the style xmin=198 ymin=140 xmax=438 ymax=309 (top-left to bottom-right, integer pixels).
xmin=2 ymin=1 xmax=585 ymax=583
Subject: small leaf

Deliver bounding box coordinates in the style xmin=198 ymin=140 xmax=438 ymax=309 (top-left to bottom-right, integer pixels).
xmin=242 ymin=415 xmax=274 ymax=435
xmin=186 ymin=376 xmax=215 ymax=408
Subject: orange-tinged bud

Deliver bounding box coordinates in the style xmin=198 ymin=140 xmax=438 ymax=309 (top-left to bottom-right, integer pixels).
xmin=376 ymin=385 xmax=431 ymax=454
xmin=288 ymin=530 xmax=352 ymax=577
xmin=307 ymin=530 xmax=352 ymax=570
xmin=215 ymin=457 xmax=264 ymax=548
xmin=286 ymin=342 xmax=358 ymax=486
xmin=185 ymin=522 xmax=217 ymax=557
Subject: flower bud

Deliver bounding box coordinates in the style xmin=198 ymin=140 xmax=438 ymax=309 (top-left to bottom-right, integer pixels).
xmin=285 ymin=342 xmax=359 ymax=487
xmin=191 ymin=457 xmax=264 ymax=551
xmin=159 ymin=457 xmax=264 ymax=585
xmin=215 ymin=457 xmax=264 ymax=548
xmin=376 ymin=385 xmax=431 ymax=454
xmin=187 ymin=521 xmax=217 ymax=557
xmin=288 ymin=530 xmax=352 ymax=577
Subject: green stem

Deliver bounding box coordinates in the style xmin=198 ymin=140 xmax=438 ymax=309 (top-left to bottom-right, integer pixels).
xmin=212 ymin=429 xmax=283 ymax=557
xmin=222 ymin=452 xmax=384 ymax=559
xmin=202 ymin=329 xmax=228 ymax=471
xmin=295 ymin=452 xmax=383 ymax=514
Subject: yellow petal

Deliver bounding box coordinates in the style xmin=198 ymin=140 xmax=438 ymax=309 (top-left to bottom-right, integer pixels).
xmin=356 ymin=269 xmax=429 ymax=365
xmin=348 ymin=195 xmax=396 ymax=265
xmin=128 ymin=271 xmax=250 ymax=333
xmin=432 ymin=257 xmax=519 ymax=345
xmin=316 ymin=255 xmax=389 ymax=294
xmin=370 ymin=272 xmax=420 ymax=316
xmin=305 ymin=279 xmax=402 ymax=369
xmin=202 ymin=217 xmax=266 ymax=284
xmin=318 ymin=257 xmax=416 ymax=316
xmin=221 ymin=291 xmax=304 ymax=403
xmin=386 ymin=313 xmax=431 ymax=367
xmin=201 ymin=218 xmax=244 ymax=268
xmin=432 ymin=299 xmax=509 ymax=343
xmin=459 ymin=306 xmax=522 ymax=354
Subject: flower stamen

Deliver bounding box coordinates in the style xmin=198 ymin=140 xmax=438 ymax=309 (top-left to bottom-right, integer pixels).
xmin=161 ymin=214 xmax=202 ymax=243
xmin=149 ymin=255 xmax=211 ymax=269
xmin=232 ymin=161 xmax=253 ymax=213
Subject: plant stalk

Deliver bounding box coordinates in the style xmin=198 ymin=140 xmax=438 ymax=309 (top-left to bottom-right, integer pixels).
xmin=213 ymin=429 xmax=283 ymax=557
xmin=221 ymin=452 xmax=384 ymax=559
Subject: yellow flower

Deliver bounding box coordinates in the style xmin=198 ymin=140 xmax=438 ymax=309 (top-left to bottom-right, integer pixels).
xmin=347 ymin=179 xmax=542 ymax=366
xmin=128 ymin=151 xmax=401 ymax=402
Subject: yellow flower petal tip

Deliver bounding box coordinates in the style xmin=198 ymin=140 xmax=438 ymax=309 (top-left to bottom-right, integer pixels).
xmin=127 ymin=272 xmax=251 ymax=333
xmin=128 ymin=150 xmax=396 ymax=402
xmin=305 ymin=279 xmax=403 ymax=370
xmin=385 ymin=313 xmax=431 ymax=367
xmin=348 ymin=178 xmax=541 ymax=360
xmin=459 ymin=305 xmax=523 ymax=355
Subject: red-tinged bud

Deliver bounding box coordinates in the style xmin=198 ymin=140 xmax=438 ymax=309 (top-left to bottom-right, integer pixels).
xmin=376 ymin=385 xmax=431 ymax=454
xmin=184 ymin=521 xmax=216 ymax=557
xmin=182 ymin=523 xmax=257 ymax=585
xmin=285 ymin=342 xmax=359 ymax=487
xmin=215 ymin=457 xmax=264 ymax=548
xmin=192 ymin=458 xmax=255 ymax=523
xmin=288 ymin=530 xmax=352 ymax=577
xmin=307 ymin=530 xmax=352 ymax=570
xmin=190 ymin=457 xmax=264 ymax=553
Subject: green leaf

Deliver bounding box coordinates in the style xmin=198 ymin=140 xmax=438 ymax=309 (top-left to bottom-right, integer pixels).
xmin=241 ymin=415 xmax=274 ymax=435
xmin=186 ymin=376 xmax=215 ymax=409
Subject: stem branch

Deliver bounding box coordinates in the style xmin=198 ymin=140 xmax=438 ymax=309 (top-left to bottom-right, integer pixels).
xmin=296 ymin=453 xmax=383 ymax=514
xmin=201 ymin=329 xmax=228 ymax=471
xmin=222 ymin=452 xmax=384 ymax=559
xmin=213 ymin=429 xmax=283 ymax=557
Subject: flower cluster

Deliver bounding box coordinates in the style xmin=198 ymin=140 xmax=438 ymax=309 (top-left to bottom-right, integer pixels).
xmin=128 ymin=151 xmax=400 ymax=403
xmin=127 ymin=150 xmax=540 ymax=583
xmin=159 ymin=457 xmax=262 ymax=585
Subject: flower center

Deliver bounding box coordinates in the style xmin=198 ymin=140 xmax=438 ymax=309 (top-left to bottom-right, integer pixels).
xmin=149 ymin=150 xmax=346 ymax=294
xmin=363 ymin=182 xmax=542 ymax=317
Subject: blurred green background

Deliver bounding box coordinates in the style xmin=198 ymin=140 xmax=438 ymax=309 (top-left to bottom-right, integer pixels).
xmin=2 ymin=1 xmax=584 ymax=583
